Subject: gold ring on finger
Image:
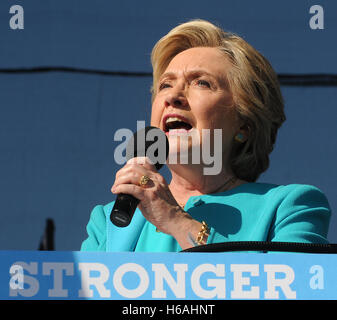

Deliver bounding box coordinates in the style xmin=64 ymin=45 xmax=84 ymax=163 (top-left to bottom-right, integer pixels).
xmin=139 ymin=175 xmax=151 ymax=187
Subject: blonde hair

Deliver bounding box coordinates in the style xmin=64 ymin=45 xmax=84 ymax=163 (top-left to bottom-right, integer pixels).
xmin=151 ymin=19 xmax=286 ymax=182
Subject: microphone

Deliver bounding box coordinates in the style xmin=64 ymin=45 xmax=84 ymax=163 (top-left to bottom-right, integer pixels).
xmin=110 ymin=126 xmax=169 ymax=227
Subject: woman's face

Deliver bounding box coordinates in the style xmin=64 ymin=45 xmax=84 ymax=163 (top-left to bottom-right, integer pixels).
xmin=151 ymin=47 xmax=241 ymax=170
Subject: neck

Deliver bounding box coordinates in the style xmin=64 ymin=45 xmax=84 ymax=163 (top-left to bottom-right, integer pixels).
xmin=168 ymin=163 xmax=238 ymax=205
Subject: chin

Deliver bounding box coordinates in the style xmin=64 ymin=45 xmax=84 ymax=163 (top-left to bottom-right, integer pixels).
xmin=167 ymin=137 xmax=202 ymax=166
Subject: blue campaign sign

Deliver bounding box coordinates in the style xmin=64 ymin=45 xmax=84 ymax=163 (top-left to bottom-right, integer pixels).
xmin=1 ymin=251 xmax=337 ymax=300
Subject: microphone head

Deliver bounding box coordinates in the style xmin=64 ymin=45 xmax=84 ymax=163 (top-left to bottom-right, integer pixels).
xmin=125 ymin=126 xmax=169 ymax=170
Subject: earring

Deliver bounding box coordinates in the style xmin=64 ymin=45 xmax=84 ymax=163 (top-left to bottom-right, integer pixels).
xmin=234 ymin=133 xmax=245 ymax=143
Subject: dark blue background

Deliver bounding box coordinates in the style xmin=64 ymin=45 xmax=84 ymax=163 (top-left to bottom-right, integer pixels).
xmin=0 ymin=0 xmax=336 ymax=250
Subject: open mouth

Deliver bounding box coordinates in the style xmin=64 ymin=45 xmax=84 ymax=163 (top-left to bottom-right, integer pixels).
xmin=163 ymin=114 xmax=193 ymax=133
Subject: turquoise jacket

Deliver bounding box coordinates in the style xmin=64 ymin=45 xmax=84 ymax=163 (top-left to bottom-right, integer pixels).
xmin=80 ymin=183 xmax=331 ymax=252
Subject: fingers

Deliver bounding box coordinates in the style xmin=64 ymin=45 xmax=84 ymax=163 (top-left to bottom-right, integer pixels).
xmin=114 ymin=165 xmax=149 ymax=188
xmin=115 ymin=157 xmax=156 ymax=180
xmin=112 ymin=183 xmax=145 ymax=201
xmin=112 ymin=157 xmax=159 ymax=193
xmin=126 ymin=157 xmax=157 ymax=171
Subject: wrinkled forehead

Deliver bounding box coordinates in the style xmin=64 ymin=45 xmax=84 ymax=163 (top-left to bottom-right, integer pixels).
xmin=164 ymin=47 xmax=231 ymax=76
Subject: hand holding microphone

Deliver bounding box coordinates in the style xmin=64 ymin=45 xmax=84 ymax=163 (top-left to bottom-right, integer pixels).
xmin=110 ymin=126 xmax=172 ymax=228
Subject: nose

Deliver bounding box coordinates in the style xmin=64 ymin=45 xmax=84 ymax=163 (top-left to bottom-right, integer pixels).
xmin=164 ymin=85 xmax=188 ymax=109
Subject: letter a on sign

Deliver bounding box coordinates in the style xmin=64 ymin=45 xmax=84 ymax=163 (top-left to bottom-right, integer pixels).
xmin=9 ymin=5 xmax=24 ymax=30
xmin=309 ymin=5 xmax=324 ymax=30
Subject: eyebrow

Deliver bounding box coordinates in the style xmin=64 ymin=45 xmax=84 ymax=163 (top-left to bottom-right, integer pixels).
xmin=159 ymin=69 xmax=217 ymax=81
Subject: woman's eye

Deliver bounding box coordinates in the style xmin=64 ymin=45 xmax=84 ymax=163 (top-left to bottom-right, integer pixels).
xmin=197 ymin=79 xmax=211 ymax=88
xmin=159 ymin=82 xmax=171 ymax=91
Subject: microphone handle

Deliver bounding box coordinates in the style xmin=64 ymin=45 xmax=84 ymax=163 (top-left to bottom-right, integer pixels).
xmin=110 ymin=193 xmax=140 ymax=227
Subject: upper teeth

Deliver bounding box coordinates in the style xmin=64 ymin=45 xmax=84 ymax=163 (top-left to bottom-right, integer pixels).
xmin=165 ymin=117 xmax=185 ymax=124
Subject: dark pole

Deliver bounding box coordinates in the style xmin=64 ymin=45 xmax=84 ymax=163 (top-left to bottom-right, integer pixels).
xmin=38 ymin=218 xmax=55 ymax=251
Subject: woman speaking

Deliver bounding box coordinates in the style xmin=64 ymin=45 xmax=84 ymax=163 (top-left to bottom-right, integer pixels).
xmin=81 ymin=19 xmax=331 ymax=252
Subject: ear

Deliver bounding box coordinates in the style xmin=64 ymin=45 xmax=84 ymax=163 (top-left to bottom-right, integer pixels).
xmin=235 ymin=124 xmax=249 ymax=143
